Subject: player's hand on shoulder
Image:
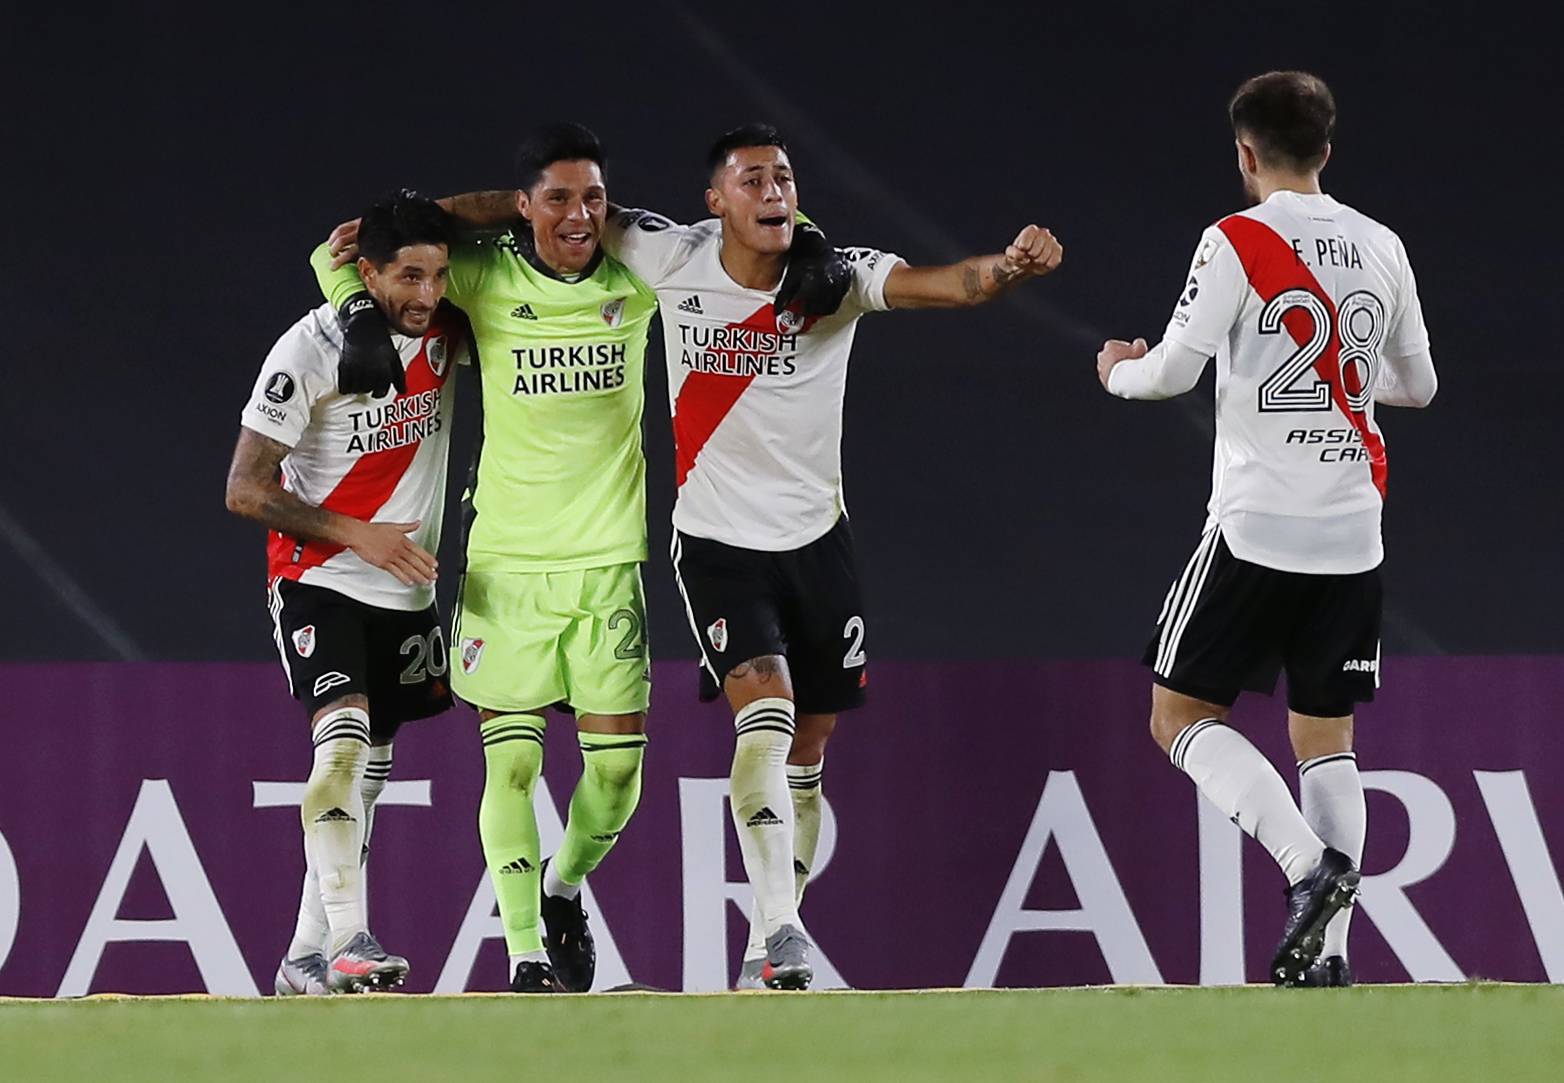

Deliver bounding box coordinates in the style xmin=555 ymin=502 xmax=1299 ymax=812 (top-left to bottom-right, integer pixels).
xmin=345 ymin=519 xmax=438 ymax=587
xmin=329 ymin=217 xmax=363 ymax=270
xmin=1000 ymin=225 xmax=1063 ymax=281
xmin=775 ymin=222 xmax=853 ymax=319
xmin=1096 ymin=337 xmax=1148 ymax=390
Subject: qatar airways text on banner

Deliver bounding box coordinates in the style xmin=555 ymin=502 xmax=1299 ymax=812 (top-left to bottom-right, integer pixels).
xmin=0 ymin=658 xmax=1559 ymax=996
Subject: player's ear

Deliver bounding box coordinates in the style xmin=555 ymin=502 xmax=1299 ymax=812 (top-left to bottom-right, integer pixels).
xmin=705 ymin=187 xmax=722 ymax=216
xmin=1235 ymin=139 xmax=1256 ymax=175
xmin=356 ymin=256 xmax=377 ymax=288
xmin=515 ymin=189 xmax=532 ymax=223
xmin=1318 ymin=143 xmax=1332 ymax=172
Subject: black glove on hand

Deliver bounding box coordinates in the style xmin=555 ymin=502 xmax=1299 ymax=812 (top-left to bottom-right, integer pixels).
xmin=336 ymin=292 xmax=406 ymax=397
xmin=775 ymin=222 xmax=853 ymax=319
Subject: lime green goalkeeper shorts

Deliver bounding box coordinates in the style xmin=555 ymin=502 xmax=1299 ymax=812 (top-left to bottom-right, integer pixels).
xmin=451 ymin=563 xmax=651 ymax=716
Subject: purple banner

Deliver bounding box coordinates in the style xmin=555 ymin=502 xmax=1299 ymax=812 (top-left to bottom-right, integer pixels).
xmin=1 ymin=657 xmax=1560 ymax=996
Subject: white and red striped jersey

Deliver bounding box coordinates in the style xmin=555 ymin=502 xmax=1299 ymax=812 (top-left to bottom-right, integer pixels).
xmin=605 ymin=210 xmax=902 ymax=551
xmin=240 ymin=302 xmax=466 ymax=609
xmin=1110 ymin=191 xmax=1433 ymax=574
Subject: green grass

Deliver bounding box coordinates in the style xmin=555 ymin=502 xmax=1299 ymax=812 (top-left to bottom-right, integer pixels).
xmin=3 ymin=985 xmax=1561 ymax=1082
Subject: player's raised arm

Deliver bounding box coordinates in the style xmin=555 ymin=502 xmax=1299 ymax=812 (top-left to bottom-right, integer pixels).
xmin=224 ymin=430 xmax=438 ymax=587
xmin=880 ymin=224 xmax=1063 ymax=309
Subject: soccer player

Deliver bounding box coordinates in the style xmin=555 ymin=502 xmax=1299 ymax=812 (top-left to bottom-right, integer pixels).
xmin=604 ymin=123 xmax=1063 ymax=988
xmin=313 ymin=123 xmax=850 ymax=993
xmin=226 ymin=191 xmax=466 ymax=994
xmin=1095 ymin=72 xmax=1437 ymax=986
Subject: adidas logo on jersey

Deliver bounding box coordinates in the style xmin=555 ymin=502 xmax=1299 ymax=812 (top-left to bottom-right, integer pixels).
xmin=315 ymin=807 xmax=354 ymax=824
xmin=677 ymin=294 xmax=704 ymax=315
xmin=747 ymin=806 xmax=783 ymax=828
xmin=499 ymin=857 xmax=535 ymax=874
xmin=510 ymin=303 xmax=538 ymax=320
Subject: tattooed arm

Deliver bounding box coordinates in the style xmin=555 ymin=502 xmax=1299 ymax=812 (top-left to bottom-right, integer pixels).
xmin=881 ymin=224 xmax=1063 ymax=310
xmin=224 ymin=428 xmax=438 ymax=586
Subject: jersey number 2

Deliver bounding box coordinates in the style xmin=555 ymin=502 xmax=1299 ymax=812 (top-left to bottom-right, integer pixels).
xmin=1256 ymin=289 xmax=1385 ymax=413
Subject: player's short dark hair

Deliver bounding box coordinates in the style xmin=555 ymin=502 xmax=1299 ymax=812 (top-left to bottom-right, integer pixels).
xmin=1229 ymin=71 xmax=1336 ymax=171
xmin=514 ymin=122 xmax=605 ymax=191
xmin=706 ymin=123 xmax=789 ymax=178
xmin=357 ymin=189 xmax=453 ymax=268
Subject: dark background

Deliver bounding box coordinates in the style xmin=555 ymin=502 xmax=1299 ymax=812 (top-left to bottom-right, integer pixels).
xmin=3 ymin=2 xmax=1557 ymax=663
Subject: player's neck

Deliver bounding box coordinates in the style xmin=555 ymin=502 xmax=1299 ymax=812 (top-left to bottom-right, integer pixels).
xmin=718 ymin=239 xmax=785 ymax=293
xmin=1255 ymin=171 xmax=1324 ymax=202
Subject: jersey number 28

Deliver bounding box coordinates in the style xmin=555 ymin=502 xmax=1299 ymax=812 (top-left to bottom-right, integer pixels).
xmin=1256 ymin=288 xmax=1385 ymax=413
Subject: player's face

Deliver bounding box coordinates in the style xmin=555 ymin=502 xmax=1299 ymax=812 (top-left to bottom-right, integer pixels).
xmin=706 ymin=146 xmax=797 ymax=256
xmin=518 ymin=159 xmax=608 ymax=275
xmin=361 ymin=244 xmax=450 ymax=336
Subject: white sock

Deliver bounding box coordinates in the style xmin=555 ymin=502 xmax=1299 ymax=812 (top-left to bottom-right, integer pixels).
xmin=1171 ymin=719 xmax=1324 ymax=885
xmin=730 ymin=698 xmax=799 ymax=939
xmin=301 ymin=707 xmax=371 ymax=955
xmin=745 ymin=757 xmax=824 ymax=962
xmin=542 ymin=863 xmax=579 ymax=901
xmin=286 ymin=741 xmax=389 ymax=960
xmin=286 ymin=851 xmax=328 ymax=960
xmin=1299 ymin=752 xmax=1365 ymax=959
xmin=359 ymin=744 xmax=392 ymax=917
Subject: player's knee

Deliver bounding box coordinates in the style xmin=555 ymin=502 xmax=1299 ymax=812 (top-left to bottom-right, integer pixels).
xmin=583 ymin=747 xmax=643 ymax=794
xmin=791 ymin=714 xmax=835 ymax=764
xmin=1149 ymin=710 xmax=1187 ymax=754
xmin=723 ymin=654 xmax=794 ymax=712
xmin=480 ymin=714 xmax=546 ymax=796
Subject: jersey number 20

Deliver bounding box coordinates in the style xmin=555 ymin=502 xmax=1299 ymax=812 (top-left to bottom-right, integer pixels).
xmin=1256 ymin=288 xmax=1385 ymax=413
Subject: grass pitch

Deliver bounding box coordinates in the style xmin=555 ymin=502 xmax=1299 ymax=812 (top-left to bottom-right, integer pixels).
xmin=3 ymin=985 xmax=1560 ymax=1082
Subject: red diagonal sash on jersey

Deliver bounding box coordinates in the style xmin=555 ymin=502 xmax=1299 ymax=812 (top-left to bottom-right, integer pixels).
xmin=671 ymin=303 xmax=818 ymax=487
xmin=1217 ymin=214 xmax=1388 ymax=499
xmin=268 ymin=323 xmax=454 ymax=580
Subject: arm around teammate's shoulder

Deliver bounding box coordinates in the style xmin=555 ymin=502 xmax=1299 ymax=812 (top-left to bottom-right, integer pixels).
xmin=882 ymin=225 xmax=1063 ymax=309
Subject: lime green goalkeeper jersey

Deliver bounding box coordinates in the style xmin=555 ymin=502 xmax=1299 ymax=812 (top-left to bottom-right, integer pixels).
xmin=313 ymin=232 xmax=657 ymax=572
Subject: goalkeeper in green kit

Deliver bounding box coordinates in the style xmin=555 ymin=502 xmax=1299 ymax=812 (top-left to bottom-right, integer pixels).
xmin=313 ymin=123 xmax=851 ymax=992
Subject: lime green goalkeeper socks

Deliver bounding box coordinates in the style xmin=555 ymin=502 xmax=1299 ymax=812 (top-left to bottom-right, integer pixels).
xmin=478 ymin=713 xmax=547 ymax=955
xmin=551 ymin=731 xmax=648 ymax=890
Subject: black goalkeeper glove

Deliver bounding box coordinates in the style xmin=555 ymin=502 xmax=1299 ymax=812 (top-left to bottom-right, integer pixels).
xmin=775 ymin=221 xmax=853 ymax=319
xmin=336 ymin=292 xmax=406 ymax=397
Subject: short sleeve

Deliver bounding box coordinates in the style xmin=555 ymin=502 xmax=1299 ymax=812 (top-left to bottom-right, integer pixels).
xmin=240 ymin=321 xmax=333 ymax=448
xmin=1161 ymin=227 xmax=1247 ymax=357
xmin=839 ymin=247 xmax=904 ymax=315
xmin=601 ymin=208 xmax=700 ymax=286
xmin=1384 ymin=234 xmax=1430 ymax=358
